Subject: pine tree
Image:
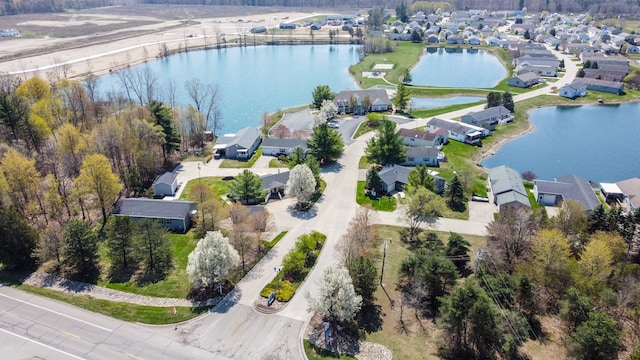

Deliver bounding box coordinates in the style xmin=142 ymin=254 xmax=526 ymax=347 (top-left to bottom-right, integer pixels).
xmin=307 ymin=123 xmax=344 ymax=163
xmin=364 ymin=120 xmax=406 ymax=166
xmin=228 ymin=169 xmax=264 ymax=204
xmin=501 ymin=91 xmax=515 ymax=113
xmin=447 ymin=174 xmax=465 ymax=211
xmin=365 ymin=167 xmax=384 ymax=194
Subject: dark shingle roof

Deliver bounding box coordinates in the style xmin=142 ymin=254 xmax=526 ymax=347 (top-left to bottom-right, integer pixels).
xmin=114 ymin=199 xmax=196 ymax=219
xmin=427 ymin=117 xmax=483 ymax=134
xmin=405 ymin=146 xmax=439 ymax=158
xmin=488 ymin=165 xmax=530 ymax=208
xmin=152 ymin=172 xmax=177 ymax=186
xmin=398 ymin=128 xmax=439 ymax=142
xmin=262 ymin=138 xmax=308 ymax=150
xmin=261 ymin=172 xmax=291 ymax=190
xmin=535 ymin=174 xmax=600 ymax=211
xmin=465 ymin=106 xmax=511 ymax=122
xmin=378 ymin=165 xmax=411 ymax=187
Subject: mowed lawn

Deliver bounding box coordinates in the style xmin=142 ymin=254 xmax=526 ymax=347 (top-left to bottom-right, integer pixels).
xmin=364 ymin=225 xmax=486 ymax=359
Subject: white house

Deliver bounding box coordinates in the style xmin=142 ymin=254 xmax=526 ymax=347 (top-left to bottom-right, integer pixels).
xmin=261 ymin=138 xmax=308 ymax=156
xmin=152 ymin=172 xmax=178 ymax=197
xmin=402 ymin=147 xmax=440 ymax=167
xmin=426 ymin=117 xmax=488 ymax=145
xmin=398 ymin=128 xmax=445 ymax=148
xmin=559 ymin=82 xmax=588 ymax=99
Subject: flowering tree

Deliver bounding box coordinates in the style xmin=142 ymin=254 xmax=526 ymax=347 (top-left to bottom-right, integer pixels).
xmin=186 ymin=230 xmax=240 ymax=288
xmin=285 ymin=164 xmax=316 ymax=208
xmin=306 ymin=267 xmax=362 ymax=323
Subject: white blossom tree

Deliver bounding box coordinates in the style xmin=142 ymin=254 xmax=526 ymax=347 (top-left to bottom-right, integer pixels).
xmin=186 ymin=230 xmax=240 ymax=288
xmin=285 ymin=164 xmax=316 ymax=208
xmin=313 ymin=99 xmax=338 ymax=127
xmin=306 ymin=267 xmax=362 ymax=323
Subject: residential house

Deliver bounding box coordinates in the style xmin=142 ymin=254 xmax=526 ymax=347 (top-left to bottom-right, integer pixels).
xmin=559 ymin=82 xmax=588 ymax=99
xmin=461 ymin=106 xmax=512 ymax=131
xmin=113 ymin=198 xmax=197 ymax=233
xmin=262 ymin=138 xmax=308 ymax=157
xmin=403 ymin=146 xmax=440 ymax=167
xmin=468 ymin=36 xmax=481 ymax=45
xmin=398 ymin=128 xmax=445 ymax=148
xmin=426 ymin=35 xmax=440 ymax=44
xmin=333 ymin=89 xmax=391 ymax=115
xmin=615 ymin=178 xmax=640 ymax=212
xmin=152 ymin=172 xmax=178 ymax=197
xmin=486 ymin=36 xmax=501 ymax=46
xmin=250 ymin=26 xmax=267 ymax=33
xmin=426 ymin=117 xmax=487 ymax=145
xmin=378 ymin=165 xmax=445 ymax=194
xmin=488 ymin=165 xmax=530 ymax=209
xmin=0 ymin=28 xmax=19 ymax=37
xmin=533 ymin=174 xmax=600 ymax=212
xmin=279 ymin=23 xmax=296 ymax=29
xmin=516 ymin=61 xmax=557 ymax=77
xmin=580 ymin=78 xmax=625 ymax=95
xmin=507 ymin=71 xmax=540 ymax=88
xmin=261 ymin=171 xmax=290 ymax=201
xmin=447 ymin=36 xmax=464 ymax=45
xmin=213 ymin=127 xmax=262 ymax=160
xmin=627 ymin=45 xmax=640 ymax=54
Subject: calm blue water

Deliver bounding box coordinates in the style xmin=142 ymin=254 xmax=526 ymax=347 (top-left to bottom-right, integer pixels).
xmin=481 ymin=103 xmax=640 ymax=182
xmin=411 ymin=48 xmax=507 ymax=88
xmin=98 ymin=45 xmax=360 ymax=134
xmin=411 ymin=96 xmax=484 ymax=109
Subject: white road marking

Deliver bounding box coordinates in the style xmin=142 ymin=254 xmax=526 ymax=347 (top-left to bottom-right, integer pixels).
xmin=0 ymin=293 xmax=114 ymax=332
xmin=0 ymin=327 xmax=85 ymax=360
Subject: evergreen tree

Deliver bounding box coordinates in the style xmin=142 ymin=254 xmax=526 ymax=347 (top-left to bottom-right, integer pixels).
xmin=486 ymin=92 xmax=502 ymax=108
xmin=307 ymin=123 xmax=344 ymax=163
xmin=502 ymin=91 xmax=515 ymax=113
xmin=348 ymin=255 xmax=378 ymax=305
xmin=149 ymin=100 xmax=180 ymax=161
xmin=402 ymin=69 xmax=413 ymax=84
xmin=524 ymin=29 xmax=531 ymax=39
xmin=587 ymin=204 xmax=607 ymax=234
xmin=228 ymin=169 xmax=264 ymax=204
xmin=395 ymin=0 xmax=409 ymax=23
xmin=304 ymin=154 xmax=322 ymax=190
xmin=0 ymin=206 xmax=38 ymax=270
xmin=571 ymin=311 xmax=622 ymax=360
xmin=135 ymin=219 xmax=172 ymax=274
xmin=410 ymin=29 xmax=423 ymax=43
xmin=106 ymin=216 xmax=136 ymax=271
xmin=365 ymin=167 xmax=383 ymax=194
xmin=447 ymin=174 xmax=465 ymax=211
xmin=445 ymin=232 xmax=471 ymax=272
xmin=364 ymin=120 xmax=406 ymax=166
xmin=392 ymin=83 xmax=410 ymax=113
xmin=63 ymin=219 xmax=99 ymax=276
xmin=287 ymin=146 xmax=306 ymax=168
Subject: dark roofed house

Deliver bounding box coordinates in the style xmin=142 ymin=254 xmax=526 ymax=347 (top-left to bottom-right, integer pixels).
xmin=488 ymin=165 xmax=530 ymax=209
xmin=262 ymin=138 xmax=308 ymax=157
xmin=580 ymin=78 xmax=625 ymax=95
xmin=213 ymin=126 xmax=261 ymax=160
xmin=426 ymin=117 xmax=488 ymax=145
xmin=533 ymin=174 xmax=600 ymax=212
xmin=378 ymin=164 xmax=445 ymax=194
xmin=559 ymin=82 xmax=587 ymax=99
xmin=261 ymin=171 xmax=291 ymax=201
xmin=615 ymin=178 xmax=640 ymax=212
xmin=333 ymin=89 xmax=391 ymax=115
xmin=113 ymin=198 xmax=197 ymax=233
xmin=461 ymin=106 xmax=513 ymax=131
xmin=152 ymin=172 xmax=178 ymax=197
xmin=507 ymin=71 xmax=540 ymax=88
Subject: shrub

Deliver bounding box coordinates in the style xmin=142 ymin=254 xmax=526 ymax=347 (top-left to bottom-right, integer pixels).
xmin=260 ymin=280 xmax=296 ymax=302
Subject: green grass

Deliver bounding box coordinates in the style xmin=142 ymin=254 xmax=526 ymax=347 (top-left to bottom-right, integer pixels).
xmin=353 ymin=119 xmax=392 ymax=138
xmin=350 ymin=42 xmax=425 ymax=88
xmin=219 ymin=147 xmax=262 ymax=168
xmin=260 ymin=232 xmax=326 ymax=302
xmin=228 ymin=231 xmax=287 ymax=283
xmin=269 ymin=158 xmax=289 ymax=168
xmin=365 ymin=225 xmax=487 ymax=359
xmin=356 ymin=181 xmax=397 ymax=212
xmin=303 ymin=340 xmax=356 ymax=359
xmin=524 ymin=182 xmax=543 ymax=211
xmin=15 ymin=284 xmax=209 ymax=324
xmin=180 ymin=176 xmax=230 ymax=201
xmin=411 ymin=100 xmax=486 ymax=119
xmin=358 ymin=156 xmax=373 ymax=169
xmin=99 ymin=232 xmax=197 ymax=298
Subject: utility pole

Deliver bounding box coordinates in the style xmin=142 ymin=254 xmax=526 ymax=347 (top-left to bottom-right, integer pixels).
xmin=380 ymin=239 xmax=389 ymax=284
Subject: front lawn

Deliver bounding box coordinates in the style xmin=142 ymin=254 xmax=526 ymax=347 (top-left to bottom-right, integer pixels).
xmin=350 ymin=42 xmax=425 ymax=88
xmin=353 ymin=119 xmax=392 ymax=138
xmin=180 ymin=176 xmax=230 ymax=201
xmin=219 ymin=148 xmax=262 ymax=168
xmin=356 ymin=181 xmax=397 ymax=212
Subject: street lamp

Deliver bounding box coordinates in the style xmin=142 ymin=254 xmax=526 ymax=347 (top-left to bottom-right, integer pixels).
xmin=197 ymin=162 xmax=202 ymax=181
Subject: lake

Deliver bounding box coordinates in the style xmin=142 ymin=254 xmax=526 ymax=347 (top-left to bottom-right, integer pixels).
xmin=98 ymin=45 xmax=361 ymax=134
xmin=411 ymin=96 xmax=484 ymax=109
xmin=480 ymin=102 xmax=640 ymax=182
xmin=410 ymin=48 xmax=507 ymax=88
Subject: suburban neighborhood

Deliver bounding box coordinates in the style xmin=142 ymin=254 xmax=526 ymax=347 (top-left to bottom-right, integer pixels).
xmin=0 ymin=2 xmax=640 ymax=360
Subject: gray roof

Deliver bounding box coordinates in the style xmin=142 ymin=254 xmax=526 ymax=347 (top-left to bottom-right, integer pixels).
xmin=152 ymin=172 xmax=177 ymax=186
xmin=535 ymin=174 xmax=600 ymax=211
xmin=405 ymin=146 xmax=439 ymax=158
xmin=617 ymin=178 xmax=640 ymax=209
xmin=465 ymin=106 xmax=511 ymax=122
xmin=514 ymin=71 xmax=540 ymax=82
xmin=229 ymin=127 xmax=261 ymax=149
xmin=261 ymin=171 xmax=291 ymax=190
xmin=114 ymin=198 xmax=196 ymax=219
xmin=580 ymin=78 xmax=625 ymax=90
xmin=427 ymin=117 xmax=483 ymax=135
xmin=561 ymin=81 xmax=587 ymax=91
xmin=398 ymin=128 xmax=440 ymax=142
xmin=333 ymin=89 xmax=391 ymax=106
xmin=488 ymin=165 xmax=530 ymax=208
xmin=378 ymin=165 xmax=411 ymax=187
xmin=262 ymin=138 xmax=308 ymax=150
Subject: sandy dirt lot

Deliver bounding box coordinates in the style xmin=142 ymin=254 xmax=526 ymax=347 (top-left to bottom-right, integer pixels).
xmin=0 ymin=5 xmax=341 ymax=79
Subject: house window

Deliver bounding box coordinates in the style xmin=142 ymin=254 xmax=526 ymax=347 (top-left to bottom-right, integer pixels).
xmin=408 ymin=157 xmax=414 ymax=161
xmin=410 ymin=138 xmax=414 ymax=142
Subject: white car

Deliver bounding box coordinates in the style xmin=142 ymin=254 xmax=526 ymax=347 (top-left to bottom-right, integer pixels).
xmin=328 ymin=122 xmax=339 ymax=129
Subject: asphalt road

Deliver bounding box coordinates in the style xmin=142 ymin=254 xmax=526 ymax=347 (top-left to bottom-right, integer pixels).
xmin=0 ymin=285 xmax=226 ymax=360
